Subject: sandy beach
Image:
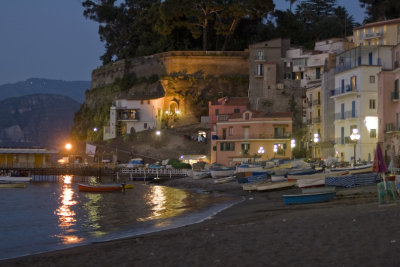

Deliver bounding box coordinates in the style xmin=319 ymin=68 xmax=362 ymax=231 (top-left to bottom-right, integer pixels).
xmin=1 ymin=177 xmax=400 ymax=267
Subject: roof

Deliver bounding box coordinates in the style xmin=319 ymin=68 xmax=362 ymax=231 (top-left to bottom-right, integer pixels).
xmin=211 ymin=97 xmax=249 ymax=106
xmin=0 ymin=148 xmax=58 ymax=154
xmin=354 ymin=18 xmax=400 ymax=30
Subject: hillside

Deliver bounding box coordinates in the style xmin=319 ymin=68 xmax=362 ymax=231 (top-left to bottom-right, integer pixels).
xmin=0 ymin=78 xmax=90 ymax=103
xmin=0 ymin=94 xmax=81 ymax=148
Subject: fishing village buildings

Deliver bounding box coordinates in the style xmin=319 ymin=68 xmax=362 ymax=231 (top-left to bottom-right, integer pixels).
xmin=94 ymin=18 xmax=400 ymax=168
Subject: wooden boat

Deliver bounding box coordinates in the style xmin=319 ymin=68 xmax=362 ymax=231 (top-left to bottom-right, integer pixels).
xmin=296 ymin=177 xmax=326 ymax=188
xmin=329 ymin=164 xmax=373 ymax=174
xmin=78 ymin=183 xmax=123 ymax=192
xmin=256 ymin=181 xmax=296 ymax=192
xmin=301 ymin=186 xmax=336 ymax=194
xmin=242 ymin=180 xmax=269 ymax=191
xmin=214 ymin=176 xmax=236 ymax=184
xmin=282 ymin=191 xmax=336 ymax=205
xmin=0 ymin=182 xmax=26 ymax=188
xmin=210 ymin=167 xmax=235 ymax=178
xmin=0 ymin=176 xmax=32 ymax=183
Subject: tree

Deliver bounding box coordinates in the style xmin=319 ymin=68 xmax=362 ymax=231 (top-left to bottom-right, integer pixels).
xmin=359 ymin=0 xmax=400 ymax=23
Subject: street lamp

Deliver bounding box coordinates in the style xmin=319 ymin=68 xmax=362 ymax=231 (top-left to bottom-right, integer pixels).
xmin=313 ymin=133 xmax=319 ymax=160
xmin=291 ymin=139 xmax=296 ymax=159
xmin=350 ymin=128 xmax=360 ymax=166
xmin=273 ymin=144 xmax=278 ymax=158
xmin=257 ymin=146 xmax=265 ymax=162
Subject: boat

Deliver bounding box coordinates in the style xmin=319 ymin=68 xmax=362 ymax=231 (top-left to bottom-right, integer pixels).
xmin=282 ymin=191 xmax=336 ymax=205
xmin=237 ymin=174 xmax=267 ymax=184
xmin=0 ymin=182 xmax=27 ymax=188
xmin=286 ymin=168 xmax=324 ymax=180
xmin=78 ymin=183 xmax=123 ymax=192
xmin=256 ymin=181 xmax=296 ymax=192
xmin=329 ymin=164 xmax=373 ymax=174
xmin=325 ymin=172 xmax=379 ymax=188
xmin=296 ymin=177 xmax=326 ymax=188
xmin=210 ymin=166 xmax=236 ymax=178
xmin=236 ymin=164 xmax=264 ymax=173
xmin=271 ymin=175 xmax=287 ymax=182
xmin=242 ymin=180 xmax=269 ymax=191
xmin=0 ymin=176 xmax=32 ymax=183
xmin=192 ymin=170 xmax=211 ymax=179
xmin=214 ymin=176 xmax=236 ymax=184
xmin=301 ymin=186 xmax=336 ymax=194
xmin=123 ymin=183 xmax=134 ymax=189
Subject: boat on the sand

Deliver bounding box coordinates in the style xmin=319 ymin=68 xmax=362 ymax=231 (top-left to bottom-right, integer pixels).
xmin=282 ymin=191 xmax=336 ymax=205
xmin=0 ymin=176 xmax=32 ymax=183
xmin=256 ymin=181 xmax=296 ymax=192
xmin=0 ymin=182 xmax=27 ymax=188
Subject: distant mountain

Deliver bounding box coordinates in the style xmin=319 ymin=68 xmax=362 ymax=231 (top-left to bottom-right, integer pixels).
xmin=0 ymin=78 xmax=90 ymax=103
xmin=0 ymin=94 xmax=81 ymax=148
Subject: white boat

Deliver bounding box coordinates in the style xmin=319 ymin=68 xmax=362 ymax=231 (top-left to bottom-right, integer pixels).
xmin=191 ymin=170 xmax=211 ymax=179
xmin=296 ymin=177 xmax=326 ymax=188
xmin=214 ymin=176 xmax=236 ymax=184
xmin=329 ymin=164 xmax=373 ymax=174
xmin=0 ymin=176 xmax=32 ymax=183
xmin=271 ymin=175 xmax=287 ymax=182
xmin=236 ymin=164 xmax=264 ymax=173
xmin=210 ymin=167 xmax=235 ymax=178
xmin=256 ymin=181 xmax=296 ymax=192
xmin=287 ymin=170 xmax=348 ymax=182
xmin=242 ymin=180 xmax=269 ymax=191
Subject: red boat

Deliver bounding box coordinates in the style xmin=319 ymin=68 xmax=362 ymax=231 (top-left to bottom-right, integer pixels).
xmin=78 ymin=183 xmax=123 ymax=192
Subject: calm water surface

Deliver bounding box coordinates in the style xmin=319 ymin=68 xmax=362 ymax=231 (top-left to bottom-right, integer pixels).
xmin=0 ymin=175 xmax=240 ymax=260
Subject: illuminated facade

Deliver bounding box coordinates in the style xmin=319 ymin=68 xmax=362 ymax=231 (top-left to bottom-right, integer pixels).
xmin=211 ymin=111 xmax=293 ymax=166
xmin=331 ymin=45 xmax=393 ymax=162
xmin=0 ymin=148 xmax=57 ymax=168
xmin=305 ymin=86 xmax=322 ymax=159
xmin=353 ymin=18 xmax=400 ymax=47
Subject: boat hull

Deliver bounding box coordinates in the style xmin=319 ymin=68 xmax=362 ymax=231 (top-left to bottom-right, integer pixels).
xmin=256 ymin=181 xmax=296 ymax=192
xmin=0 ymin=176 xmax=32 ymax=183
xmin=283 ymin=192 xmax=336 ymax=205
xmin=0 ymin=183 xmax=26 ymax=188
xmin=210 ymin=168 xmax=235 ymax=178
xmin=78 ymin=183 xmax=123 ymax=192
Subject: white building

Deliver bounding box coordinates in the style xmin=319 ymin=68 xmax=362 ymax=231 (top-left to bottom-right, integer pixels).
xmin=331 ymin=45 xmax=393 ymax=163
xmin=103 ymin=97 xmax=164 ymax=140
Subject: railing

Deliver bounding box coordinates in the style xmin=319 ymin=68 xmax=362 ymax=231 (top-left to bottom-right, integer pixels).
xmin=334 ymin=111 xmax=358 ymax=120
xmin=254 ymin=56 xmax=265 ymax=61
xmin=334 ymin=137 xmax=353 ymax=145
xmin=313 ymin=99 xmax=321 ymax=106
xmin=330 ymin=86 xmax=358 ymax=97
xmin=312 ymin=117 xmax=321 ymax=123
xmin=217 ymin=114 xmax=230 ymax=122
xmin=119 ymin=167 xmax=189 ymax=176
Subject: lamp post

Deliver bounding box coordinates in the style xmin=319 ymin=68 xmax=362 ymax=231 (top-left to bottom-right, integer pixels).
xmin=313 ymin=133 xmax=319 ymax=160
xmin=257 ymin=146 xmax=265 ymax=162
xmin=273 ymin=144 xmax=278 ymax=158
xmin=291 ymin=139 xmax=296 ymax=159
xmin=350 ymin=128 xmax=360 ymax=166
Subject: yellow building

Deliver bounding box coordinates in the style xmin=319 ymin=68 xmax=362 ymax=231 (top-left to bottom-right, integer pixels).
xmin=306 ymin=86 xmax=322 ymax=159
xmin=353 ymin=18 xmax=400 ymax=47
xmin=0 ymin=148 xmax=57 ymax=168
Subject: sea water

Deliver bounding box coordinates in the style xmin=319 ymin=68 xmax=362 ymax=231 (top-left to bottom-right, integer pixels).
xmin=0 ymin=175 xmax=241 ymax=260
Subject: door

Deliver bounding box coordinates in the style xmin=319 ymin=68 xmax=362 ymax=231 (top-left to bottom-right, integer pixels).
xmin=244 ymin=127 xmax=249 ymax=139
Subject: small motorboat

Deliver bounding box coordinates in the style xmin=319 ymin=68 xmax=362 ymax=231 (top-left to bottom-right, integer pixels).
xmin=0 ymin=176 xmax=32 ymax=183
xmin=0 ymin=182 xmax=27 ymax=188
xmin=78 ymin=183 xmax=123 ymax=192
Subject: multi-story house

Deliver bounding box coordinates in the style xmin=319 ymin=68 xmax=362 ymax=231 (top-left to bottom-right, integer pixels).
xmin=103 ymin=97 xmax=165 ymax=140
xmin=353 ymin=18 xmax=400 ymax=47
xmin=305 ymin=86 xmax=322 ymax=159
xmin=210 ymin=111 xmax=293 ymax=166
xmin=378 ymin=43 xmax=400 ymax=166
xmin=208 ymin=97 xmax=249 ymax=132
xmin=331 ymin=45 xmax=393 ymax=163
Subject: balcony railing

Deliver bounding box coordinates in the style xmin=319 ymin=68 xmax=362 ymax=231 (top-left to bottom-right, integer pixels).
xmin=217 ymin=114 xmax=230 ymax=122
xmin=313 ymin=99 xmax=321 ymax=106
xmin=312 ymin=117 xmax=321 ymax=123
xmin=334 ymin=111 xmax=358 ymax=121
xmin=334 ymin=136 xmax=353 ymax=145
xmin=213 ymin=133 xmax=291 ymax=140
xmin=330 ymin=86 xmax=358 ymax=97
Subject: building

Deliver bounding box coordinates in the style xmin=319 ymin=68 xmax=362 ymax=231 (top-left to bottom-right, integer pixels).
xmin=353 ymin=18 xmax=400 ymax=47
xmin=0 ymin=148 xmax=57 ymax=168
xmin=305 ymin=85 xmax=322 ymax=159
xmin=331 ymin=45 xmax=393 ymax=163
xmin=210 ymin=111 xmax=293 ymax=166
xmin=208 ymin=97 xmax=249 ymax=132
xmin=378 ymin=43 xmax=400 ymax=167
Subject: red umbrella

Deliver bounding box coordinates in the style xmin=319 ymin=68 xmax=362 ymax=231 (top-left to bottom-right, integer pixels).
xmin=373 ymin=143 xmax=387 ymax=173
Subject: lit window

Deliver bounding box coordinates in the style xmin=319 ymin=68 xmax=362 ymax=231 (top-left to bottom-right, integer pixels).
xmin=370 ymin=129 xmax=377 ymax=138
xmin=369 ymin=99 xmax=376 ymax=109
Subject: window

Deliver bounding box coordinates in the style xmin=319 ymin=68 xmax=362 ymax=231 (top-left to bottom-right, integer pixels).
xmin=241 ymin=143 xmax=250 ymax=155
xmin=351 ymin=76 xmax=357 ymax=91
xmin=257 ymin=50 xmax=264 ymax=60
xmin=215 ymin=109 xmax=219 ymax=115
xmin=341 ymin=103 xmax=345 ymax=119
xmin=316 ymin=67 xmax=321 ymax=79
xmin=350 ymin=125 xmax=357 ymax=134
xmin=369 ymin=52 xmax=373 ymax=65
xmin=352 ymin=101 xmax=356 ymax=117
xmin=369 ymin=76 xmax=375 ymax=83
xmin=245 ymin=113 xmax=250 ymax=120
xmin=370 ymin=129 xmax=377 ymax=138
xmin=256 ymin=64 xmax=264 ymax=76
xmin=220 ymin=142 xmax=235 ymax=151
xmin=341 ymin=127 xmax=344 ymax=144
xmin=140 ymin=100 xmax=144 ymax=104
xmin=369 ymin=99 xmax=376 ymax=109
xmin=229 ymin=127 xmax=234 ymax=136
xmin=222 ymin=128 xmax=226 ymax=139
xmin=234 ymin=108 xmax=240 ymax=113
xmin=144 ymin=123 xmax=147 ymax=129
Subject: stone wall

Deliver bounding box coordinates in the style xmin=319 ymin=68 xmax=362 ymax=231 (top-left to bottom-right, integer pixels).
xmin=91 ymin=51 xmax=249 ymax=89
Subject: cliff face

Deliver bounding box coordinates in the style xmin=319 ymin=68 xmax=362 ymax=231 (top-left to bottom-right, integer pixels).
xmin=72 ymin=51 xmax=250 ymax=142
xmin=0 ymin=94 xmax=81 ymax=148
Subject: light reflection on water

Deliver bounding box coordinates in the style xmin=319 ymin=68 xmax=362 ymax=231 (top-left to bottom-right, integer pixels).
xmin=0 ymin=175 xmax=240 ymax=260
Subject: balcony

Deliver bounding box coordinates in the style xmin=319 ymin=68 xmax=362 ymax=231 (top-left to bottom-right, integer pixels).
xmin=334 ymin=136 xmax=353 ymax=145
xmin=217 ymin=114 xmax=230 ymax=122
xmin=254 ymin=56 xmax=265 ymax=61
xmin=363 ymin=32 xmax=383 ymax=40
xmin=312 ymin=117 xmax=321 ymax=123
xmin=391 ymin=91 xmax=399 ymax=102
xmin=313 ymin=99 xmax=321 ymax=106
xmin=330 ymin=86 xmax=358 ymax=97
xmin=334 ymin=111 xmax=358 ymax=121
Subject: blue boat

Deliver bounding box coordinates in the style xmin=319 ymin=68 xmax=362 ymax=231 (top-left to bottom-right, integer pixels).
xmin=282 ymin=191 xmax=336 ymax=205
xmin=237 ymin=174 xmax=267 ymax=184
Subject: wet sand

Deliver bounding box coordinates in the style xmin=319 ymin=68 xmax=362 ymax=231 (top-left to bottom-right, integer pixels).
xmin=2 ymin=177 xmax=400 ymax=267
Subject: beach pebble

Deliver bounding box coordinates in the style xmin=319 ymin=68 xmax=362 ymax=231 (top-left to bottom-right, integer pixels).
xmin=390 ymin=240 xmax=396 ymax=243
xmin=211 ymin=233 xmax=215 ymax=237
xmin=352 ymin=219 xmax=357 ymax=222
xmin=248 ymin=197 xmax=254 ymax=200
xmin=282 ymin=219 xmax=286 ymax=222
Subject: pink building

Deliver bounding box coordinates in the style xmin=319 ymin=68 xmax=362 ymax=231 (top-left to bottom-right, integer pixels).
xmin=378 ymin=44 xmax=400 ymax=166
xmin=208 ymin=97 xmax=249 ymax=132
xmin=210 ymin=110 xmax=293 ymax=166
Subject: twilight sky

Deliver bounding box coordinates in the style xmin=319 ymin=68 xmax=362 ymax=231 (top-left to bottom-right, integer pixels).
xmin=0 ymin=0 xmax=366 ymax=86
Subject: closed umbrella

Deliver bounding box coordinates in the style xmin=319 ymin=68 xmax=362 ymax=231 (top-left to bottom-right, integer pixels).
xmin=374 ymin=143 xmax=394 ymax=204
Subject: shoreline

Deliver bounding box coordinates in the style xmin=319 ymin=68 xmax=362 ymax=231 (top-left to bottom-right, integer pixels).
xmin=2 ymin=177 xmax=400 ymax=266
